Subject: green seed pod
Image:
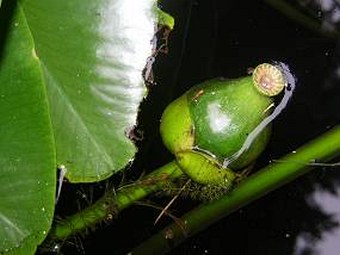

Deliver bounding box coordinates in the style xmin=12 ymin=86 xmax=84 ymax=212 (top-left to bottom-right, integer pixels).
xmin=160 ymin=63 xmax=287 ymax=186
xmin=187 ymin=76 xmax=273 ymax=169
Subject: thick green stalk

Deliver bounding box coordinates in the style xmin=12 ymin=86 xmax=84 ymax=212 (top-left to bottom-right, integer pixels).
xmin=49 ymin=161 xmax=183 ymax=240
xmin=131 ymin=126 xmax=340 ymax=255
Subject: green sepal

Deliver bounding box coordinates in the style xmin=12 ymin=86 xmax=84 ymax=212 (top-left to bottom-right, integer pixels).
xmin=160 ymin=94 xmax=194 ymax=154
xmin=176 ymin=150 xmax=236 ymax=187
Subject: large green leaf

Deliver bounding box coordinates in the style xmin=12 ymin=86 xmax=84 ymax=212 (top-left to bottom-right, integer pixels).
xmin=0 ymin=3 xmax=55 ymax=254
xmin=21 ymin=0 xmax=157 ymax=182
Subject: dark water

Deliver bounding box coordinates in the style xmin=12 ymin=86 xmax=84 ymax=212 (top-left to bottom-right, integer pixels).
xmin=160 ymin=1 xmax=340 ymax=255
xmin=52 ymin=1 xmax=340 ymax=254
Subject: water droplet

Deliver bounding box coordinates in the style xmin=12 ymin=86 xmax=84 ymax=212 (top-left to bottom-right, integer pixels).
xmin=317 ymin=10 xmax=322 ymax=18
xmin=52 ymin=244 xmax=61 ymax=252
xmin=41 ymin=207 xmax=45 ymax=212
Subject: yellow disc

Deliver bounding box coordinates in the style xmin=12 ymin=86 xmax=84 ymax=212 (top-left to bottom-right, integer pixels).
xmin=252 ymin=63 xmax=286 ymax=96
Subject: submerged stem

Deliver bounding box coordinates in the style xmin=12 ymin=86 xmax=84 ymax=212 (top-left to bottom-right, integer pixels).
xmin=131 ymin=126 xmax=340 ymax=255
xmin=262 ymin=0 xmax=340 ymax=39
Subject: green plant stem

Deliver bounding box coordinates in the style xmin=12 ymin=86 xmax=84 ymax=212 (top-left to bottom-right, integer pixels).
xmin=49 ymin=161 xmax=183 ymax=240
xmin=131 ymin=126 xmax=340 ymax=255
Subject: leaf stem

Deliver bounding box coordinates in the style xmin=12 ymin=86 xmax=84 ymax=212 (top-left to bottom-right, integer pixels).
xmin=49 ymin=161 xmax=183 ymax=240
xmin=130 ymin=126 xmax=340 ymax=255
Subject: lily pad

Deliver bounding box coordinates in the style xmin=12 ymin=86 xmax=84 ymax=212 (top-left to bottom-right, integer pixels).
xmin=0 ymin=3 xmax=55 ymax=253
xmin=21 ymin=0 xmax=157 ymax=182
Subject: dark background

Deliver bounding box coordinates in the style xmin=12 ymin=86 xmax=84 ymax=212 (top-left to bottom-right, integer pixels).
xmin=51 ymin=1 xmax=340 ymax=254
